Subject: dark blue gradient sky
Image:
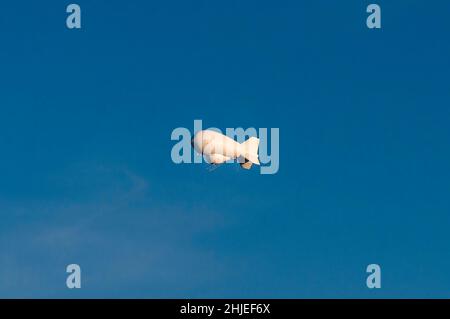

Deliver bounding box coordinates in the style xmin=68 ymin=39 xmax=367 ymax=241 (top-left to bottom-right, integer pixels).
xmin=0 ymin=0 xmax=449 ymax=298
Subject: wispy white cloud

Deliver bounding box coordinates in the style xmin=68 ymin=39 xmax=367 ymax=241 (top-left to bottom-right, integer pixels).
xmin=0 ymin=164 xmax=227 ymax=298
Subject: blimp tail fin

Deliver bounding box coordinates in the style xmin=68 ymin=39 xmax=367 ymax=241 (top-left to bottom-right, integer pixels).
xmin=241 ymin=137 xmax=260 ymax=165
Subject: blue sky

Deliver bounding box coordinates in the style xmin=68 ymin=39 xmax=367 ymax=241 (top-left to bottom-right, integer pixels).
xmin=1 ymin=0 xmax=450 ymax=298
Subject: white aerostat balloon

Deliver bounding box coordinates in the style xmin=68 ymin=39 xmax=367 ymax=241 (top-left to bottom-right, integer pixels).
xmin=191 ymin=130 xmax=260 ymax=170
